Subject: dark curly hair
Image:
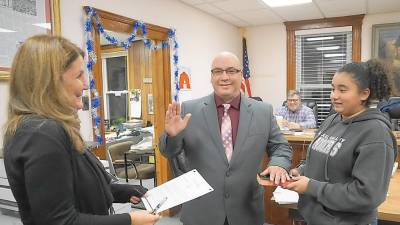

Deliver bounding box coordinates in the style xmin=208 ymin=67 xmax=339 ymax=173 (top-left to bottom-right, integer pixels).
xmin=337 ymin=59 xmax=392 ymax=107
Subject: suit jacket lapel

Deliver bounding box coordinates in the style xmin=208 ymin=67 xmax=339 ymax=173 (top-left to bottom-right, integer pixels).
xmin=231 ymin=96 xmax=253 ymax=165
xmin=202 ymin=94 xmax=229 ymax=165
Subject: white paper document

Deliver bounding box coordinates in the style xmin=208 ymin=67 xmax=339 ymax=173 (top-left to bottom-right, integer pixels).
xmin=141 ymin=169 xmax=214 ymax=213
xmin=273 ymin=186 xmax=299 ymax=204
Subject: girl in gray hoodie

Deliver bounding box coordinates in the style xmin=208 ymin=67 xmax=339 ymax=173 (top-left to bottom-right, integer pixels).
xmin=286 ymin=59 xmax=398 ymax=225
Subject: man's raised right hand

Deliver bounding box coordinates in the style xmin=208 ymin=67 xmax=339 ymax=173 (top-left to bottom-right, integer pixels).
xmin=165 ymin=102 xmax=191 ymax=137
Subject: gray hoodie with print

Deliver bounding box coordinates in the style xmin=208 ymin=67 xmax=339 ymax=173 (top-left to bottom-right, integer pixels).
xmin=297 ymin=109 xmax=397 ymax=225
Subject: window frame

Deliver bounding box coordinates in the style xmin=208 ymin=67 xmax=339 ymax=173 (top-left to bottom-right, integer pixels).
xmin=101 ymin=51 xmax=129 ymax=122
xmin=284 ymin=14 xmax=364 ymax=91
xmin=295 ymin=29 xmax=353 ymax=125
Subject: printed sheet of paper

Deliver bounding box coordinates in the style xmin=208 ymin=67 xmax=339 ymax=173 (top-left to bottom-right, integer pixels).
xmin=142 ymin=169 xmax=213 ymax=213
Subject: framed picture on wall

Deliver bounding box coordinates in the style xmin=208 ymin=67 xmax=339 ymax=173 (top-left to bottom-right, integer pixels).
xmin=0 ymin=0 xmax=61 ymax=81
xmin=372 ymin=23 xmax=400 ymax=68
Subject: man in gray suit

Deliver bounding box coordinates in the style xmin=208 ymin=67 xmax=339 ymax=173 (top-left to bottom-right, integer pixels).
xmin=159 ymin=52 xmax=292 ymax=225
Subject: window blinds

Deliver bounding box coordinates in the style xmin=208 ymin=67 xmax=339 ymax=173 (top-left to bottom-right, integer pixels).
xmin=295 ymin=31 xmax=353 ymax=125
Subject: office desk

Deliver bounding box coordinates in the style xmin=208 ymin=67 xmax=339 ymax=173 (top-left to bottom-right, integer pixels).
xmin=264 ymin=132 xmax=400 ymax=225
xmin=378 ymin=170 xmax=400 ymax=222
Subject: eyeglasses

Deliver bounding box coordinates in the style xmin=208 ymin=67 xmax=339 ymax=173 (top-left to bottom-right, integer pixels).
xmin=287 ymin=99 xmax=299 ymax=103
xmin=211 ymin=67 xmax=241 ymax=77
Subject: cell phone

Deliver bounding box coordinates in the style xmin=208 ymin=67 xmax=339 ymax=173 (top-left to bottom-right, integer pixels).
xmin=258 ymin=173 xmax=271 ymax=180
xmin=257 ymin=173 xmax=293 ymax=187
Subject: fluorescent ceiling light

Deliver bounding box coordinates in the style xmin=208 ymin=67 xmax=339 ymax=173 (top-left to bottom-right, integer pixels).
xmin=32 ymin=23 xmax=51 ymax=29
xmin=262 ymin=0 xmax=312 ymax=7
xmin=0 ymin=27 xmax=16 ymax=32
xmin=316 ymin=46 xmax=340 ymax=51
xmin=306 ymin=36 xmax=334 ymax=41
xmin=324 ymin=53 xmax=345 ymax=58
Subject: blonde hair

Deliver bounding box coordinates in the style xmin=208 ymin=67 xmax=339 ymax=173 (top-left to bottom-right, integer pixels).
xmin=4 ymin=35 xmax=85 ymax=151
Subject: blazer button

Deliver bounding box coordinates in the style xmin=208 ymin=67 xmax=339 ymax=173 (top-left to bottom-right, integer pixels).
xmin=225 ymin=193 xmax=230 ymax=198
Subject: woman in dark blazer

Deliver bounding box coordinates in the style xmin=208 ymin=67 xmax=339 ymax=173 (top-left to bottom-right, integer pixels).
xmin=3 ymin=35 xmax=159 ymax=225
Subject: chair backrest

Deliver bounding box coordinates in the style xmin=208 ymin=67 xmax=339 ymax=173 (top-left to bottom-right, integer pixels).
xmin=105 ymin=144 xmax=117 ymax=176
xmin=108 ymin=141 xmax=135 ymax=161
xmin=380 ymin=97 xmax=400 ymax=131
xmin=302 ymin=99 xmax=318 ymax=122
xmin=384 ymin=97 xmax=400 ymax=119
xmin=282 ymin=99 xmax=318 ymax=122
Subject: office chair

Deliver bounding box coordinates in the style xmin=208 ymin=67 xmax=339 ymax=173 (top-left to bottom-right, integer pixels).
xmin=107 ymin=141 xmax=155 ymax=186
xmin=382 ymin=97 xmax=400 ymax=130
xmin=283 ymin=99 xmax=319 ymax=122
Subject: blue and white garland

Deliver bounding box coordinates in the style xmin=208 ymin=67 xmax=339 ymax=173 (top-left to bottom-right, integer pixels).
xmin=84 ymin=7 xmax=180 ymax=144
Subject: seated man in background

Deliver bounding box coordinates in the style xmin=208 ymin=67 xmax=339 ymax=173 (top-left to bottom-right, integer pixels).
xmin=275 ymin=90 xmax=316 ymax=129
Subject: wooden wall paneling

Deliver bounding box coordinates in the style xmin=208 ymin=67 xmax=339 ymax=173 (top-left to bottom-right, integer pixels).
xmin=286 ymin=29 xmax=296 ymax=91
xmin=92 ymin=27 xmax=106 ymax=159
xmin=84 ymin=7 xmax=172 ymax=197
xmin=100 ymin=46 xmax=125 ymax=53
xmin=139 ymin=42 xmax=149 ymax=126
xmin=145 ymin=44 xmax=155 ymax=125
xmin=152 ymin=43 xmax=174 ymax=216
xmin=86 ymin=7 xmax=169 ymax=40
xmin=154 ymin=46 xmax=172 ymax=187
xmin=352 ymin=24 xmax=362 ymax=62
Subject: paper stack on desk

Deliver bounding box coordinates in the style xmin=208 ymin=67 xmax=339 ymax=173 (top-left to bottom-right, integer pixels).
xmin=273 ymin=186 xmax=299 ymax=204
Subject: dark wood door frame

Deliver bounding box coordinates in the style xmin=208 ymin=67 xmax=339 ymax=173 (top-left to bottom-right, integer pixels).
xmin=84 ymin=6 xmax=172 ymax=190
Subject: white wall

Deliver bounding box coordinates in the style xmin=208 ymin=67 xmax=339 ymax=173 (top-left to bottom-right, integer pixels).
xmin=361 ymin=11 xmax=400 ymax=61
xmin=245 ymin=24 xmax=287 ymax=109
xmin=60 ymin=0 xmax=241 ymax=140
xmin=245 ymin=11 xmax=400 ymax=110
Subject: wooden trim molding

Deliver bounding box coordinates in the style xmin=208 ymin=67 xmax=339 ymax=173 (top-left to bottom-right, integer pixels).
xmin=284 ymin=14 xmax=364 ymax=90
xmin=84 ymin=7 xmax=173 ymax=203
xmin=84 ymin=6 xmax=169 ymax=40
xmin=52 ymin=0 xmax=61 ymax=35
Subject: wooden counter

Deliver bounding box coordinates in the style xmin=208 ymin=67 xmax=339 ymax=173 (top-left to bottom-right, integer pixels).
xmin=264 ymin=131 xmax=400 ymax=225
xmin=378 ymin=170 xmax=400 ymax=222
xmin=266 ymin=170 xmax=400 ymax=223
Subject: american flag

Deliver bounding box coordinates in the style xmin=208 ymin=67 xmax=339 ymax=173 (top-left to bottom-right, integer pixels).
xmin=241 ymin=38 xmax=252 ymax=97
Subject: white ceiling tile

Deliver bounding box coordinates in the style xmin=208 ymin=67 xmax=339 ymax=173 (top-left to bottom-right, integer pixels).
xmin=315 ymin=0 xmax=366 ymax=17
xmin=179 ymin=0 xmax=226 ymax=6
xmin=215 ymin=13 xmax=249 ymax=26
xmin=212 ymin=0 xmax=267 ymax=12
xmin=215 ymin=13 xmax=243 ymax=22
xmin=180 ymin=0 xmax=206 ymax=5
xmin=273 ymin=3 xmax=323 ymax=21
xmin=202 ymin=0 xmax=227 ymax=2
xmin=231 ymin=20 xmax=252 ymax=27
xmin=179 ymin=0 xmax=400 ymax=27
xmin=367 ymin=0 xmax=400 ymax=14
xmin=232 ymin=9 xmax=283 ymax=25
xmin=193 ymin=3 xmax=226 ymax=14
